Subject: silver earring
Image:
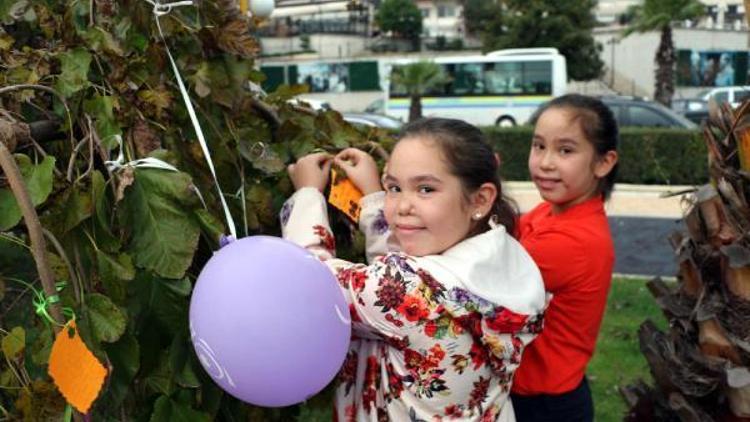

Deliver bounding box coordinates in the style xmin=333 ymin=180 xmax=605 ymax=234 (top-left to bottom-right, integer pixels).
xmin=473 ymin=212 xmax=483 ymax=220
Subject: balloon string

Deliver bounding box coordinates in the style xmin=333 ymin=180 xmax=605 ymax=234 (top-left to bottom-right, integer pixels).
xmin=147 ymin=0 xmax=238 ymax=239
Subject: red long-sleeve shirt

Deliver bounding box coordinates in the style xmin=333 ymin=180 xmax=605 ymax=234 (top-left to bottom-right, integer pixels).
xmin=511 ymin=197 xmax=614 ymax=395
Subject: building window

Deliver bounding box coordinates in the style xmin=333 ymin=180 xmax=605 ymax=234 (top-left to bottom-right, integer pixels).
xmin=437 ymin=6 xmax=455 ymax=17
xmin=420 ymin=8 xmax=430 ymax=18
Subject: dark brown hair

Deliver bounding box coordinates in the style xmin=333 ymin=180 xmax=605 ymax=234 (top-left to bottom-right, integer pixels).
xmin=397 ymin=117 xmax=518 ymax=238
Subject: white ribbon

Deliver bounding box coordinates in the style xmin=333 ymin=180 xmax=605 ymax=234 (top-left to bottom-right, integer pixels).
xmin=104 ymin=135 xmax=179 ymax=173
xmin=144 ymin=0 xmax=238 ymax=239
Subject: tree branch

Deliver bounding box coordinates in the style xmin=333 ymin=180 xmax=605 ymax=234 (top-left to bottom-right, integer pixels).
xmin=0 ymin=139 xmax=65 ymax=331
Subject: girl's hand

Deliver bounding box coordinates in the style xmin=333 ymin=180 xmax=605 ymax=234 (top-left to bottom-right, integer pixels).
xmin=287 ymin=152 xmax=333 ymax=192
xmin=334 ymin=148 xmax=382 ymax=195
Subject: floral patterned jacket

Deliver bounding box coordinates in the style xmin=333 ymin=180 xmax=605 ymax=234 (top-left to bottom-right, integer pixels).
xmin=281 ymin=188 xmax=546 ymax=421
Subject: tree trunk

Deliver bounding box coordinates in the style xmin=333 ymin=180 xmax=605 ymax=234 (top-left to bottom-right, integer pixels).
xmin=408 ymin=94 xmax=422 ymax=122
xmin=654 ymin=25 xmax=675 ymax=107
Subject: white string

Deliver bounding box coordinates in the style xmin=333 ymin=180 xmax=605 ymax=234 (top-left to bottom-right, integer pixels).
xmin=145 ymin=0 xmax=238 ymax=239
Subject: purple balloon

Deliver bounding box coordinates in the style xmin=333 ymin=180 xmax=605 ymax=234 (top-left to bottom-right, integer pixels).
xmin=189 ymin=236 xmax=351 ymax=407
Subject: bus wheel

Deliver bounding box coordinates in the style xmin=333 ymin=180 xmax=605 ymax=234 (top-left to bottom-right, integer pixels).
xmin=495 ymin=116 xmax=516 ymax=127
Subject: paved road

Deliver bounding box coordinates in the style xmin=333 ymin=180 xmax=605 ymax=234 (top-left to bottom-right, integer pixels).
xmin=609 ymin=216 xmax=685 ymax=278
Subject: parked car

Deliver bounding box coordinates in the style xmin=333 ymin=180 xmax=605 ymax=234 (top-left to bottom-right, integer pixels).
xmin=671 ymin=98 xmax=709 ymax=125
xmin=528 ymin=96 xmax=697 ymax=129
xmin=343 ymin=112 xmax=403 ymax=130
xmin=601 ymin=96 xmax=697 ymax=129
xmin=287 ymin=97 xmax=331 ymax=111
xmin=697 ymin=86 xmax=750 ymax=108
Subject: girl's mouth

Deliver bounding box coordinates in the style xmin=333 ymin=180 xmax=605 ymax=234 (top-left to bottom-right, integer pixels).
xmin=534 ymin=177 xmax=560 ymax=190
xmin=396 ymin=224 xmax=424 ymax=235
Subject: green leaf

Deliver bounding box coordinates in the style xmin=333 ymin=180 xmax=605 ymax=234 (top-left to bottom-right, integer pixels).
xmin=265 ymin=84 xmax=309 ymax=106
xmin=81 ymin=26 xmax=124 ymax=56
xmin=193 ymin=208 xmax=224 ymax=246
xmin=121 ymin=169 xmax=200 ymax=279
xmin=85 ymin=293 xmax=127 ymax=343
xmin=0 ymin=154 xmax=55 ymax=230
xmin=83 ymin=95 xmax=122 ymax=150
xmin=91 ymin=170 xmax=121 ymax=252
xmin=316 ymin=111 xmax=358 ymax=149
xmin=144 ymin=353 xmax=174 ymax=397
xmin=41 ymin=184 xmax=92 ymax=235
xmin=2 ymin=327 xmax=25 ymax=359
xmin=276 ymin=117 xmax=318 ymax=159
xmin=29 ymin=326 xmax=53 ymax=366
xmin=54 ymin=47 xmax=91 ymax=97
xmin=150 ymin=395 xmax=211 ymax=422
xmin=102 ymin=332 xmax=140 ymax=408
xmin=96 ymin=250 xmax=134 ymax=304
xmin=169 ymin=335 xmax=200 ymax=388
xmin=130 ymin=274 xmax=191 ymax=333
xmin=0 ymin=234 xmax=35 ymax=281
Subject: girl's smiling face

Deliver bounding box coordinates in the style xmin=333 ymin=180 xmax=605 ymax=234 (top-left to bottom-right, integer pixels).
xmin=529 ymin=107 xmax=617 ymax=214
xmin=382 ymin=136 xmax=476 ymax=256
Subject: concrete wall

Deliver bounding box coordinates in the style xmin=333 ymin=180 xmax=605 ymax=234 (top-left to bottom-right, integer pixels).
xmin=261 ymin=34 xmax=370 ymax=59
xmin=595 ymin=26 xmax=750 ymax=100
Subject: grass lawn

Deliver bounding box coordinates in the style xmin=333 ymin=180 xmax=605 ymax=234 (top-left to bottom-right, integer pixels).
xmin=588 ymin=276 xmax=669 ymax=421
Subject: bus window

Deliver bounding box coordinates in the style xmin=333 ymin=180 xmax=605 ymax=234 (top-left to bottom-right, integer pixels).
xmin=485 ymin=62 xmax=523 ymax=94
xmin=435 ymin=63 xmax=454 ymax=95
xmin=523 ymin=61 xmax=552 ymax=95
xmin=453 ymin=63 xmax=484 ymax=95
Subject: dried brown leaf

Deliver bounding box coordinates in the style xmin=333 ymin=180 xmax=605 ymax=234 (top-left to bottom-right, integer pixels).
xmin=216 ymin=19 xmax=259 ymax=58
xmin=698 ymin=318 xmax=742 ymax=364
xmin=129 ymin=119 xmax=161 ymax=158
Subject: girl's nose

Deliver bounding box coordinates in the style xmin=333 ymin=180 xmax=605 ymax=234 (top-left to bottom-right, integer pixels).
xmin=397 ymin=196 xmax=413 ymax=215
xmin=540 ymin=151 xmax=555 ymax=169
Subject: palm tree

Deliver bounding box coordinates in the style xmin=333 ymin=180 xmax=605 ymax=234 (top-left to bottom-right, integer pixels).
xmin=624 ymin=0 xmax=705 ymax=107
xmin=623 ymin=99 xmax=750 ymax=422
xmin=390 ymin=61 xmax=450 ymax=122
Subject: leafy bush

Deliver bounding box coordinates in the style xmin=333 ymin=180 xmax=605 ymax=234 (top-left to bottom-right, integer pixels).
xmin=0 ymin=1 xmax=390 ymax=420
xmin=484 ymin=126 xmax=707 ymax=185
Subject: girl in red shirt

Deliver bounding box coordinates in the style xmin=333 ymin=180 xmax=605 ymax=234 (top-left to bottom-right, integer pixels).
xmin=510 ymin=94 xmax=619 ymax=421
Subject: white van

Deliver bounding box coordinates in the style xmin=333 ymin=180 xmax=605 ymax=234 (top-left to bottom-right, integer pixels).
xmin=697 ymin=86 xmax=750 ymax=108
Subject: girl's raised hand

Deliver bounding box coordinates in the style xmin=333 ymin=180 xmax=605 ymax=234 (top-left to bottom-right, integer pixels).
xmin=287 ymin=152 xmax=333 ymax=192
xmin=334 ymin=148 xmax=382 ymax=195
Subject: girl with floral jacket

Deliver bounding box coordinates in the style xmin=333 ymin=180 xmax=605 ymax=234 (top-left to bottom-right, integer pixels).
xmin=282 ymin=118 xmax=546 ymax=421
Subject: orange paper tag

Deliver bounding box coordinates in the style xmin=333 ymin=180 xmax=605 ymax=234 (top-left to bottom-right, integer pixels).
xmin=328 ymin=169 xmax=363 ymax=222
xmin=48 ymin=321 xmax=107 ymax=414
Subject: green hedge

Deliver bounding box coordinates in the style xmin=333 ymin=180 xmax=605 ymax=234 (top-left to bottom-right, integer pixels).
xmin=483 ymin=127 xmax=708 ymax=185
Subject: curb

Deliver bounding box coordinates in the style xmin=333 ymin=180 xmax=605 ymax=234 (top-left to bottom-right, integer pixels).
xmin=504 ymin=181 xmax=695 ymax=218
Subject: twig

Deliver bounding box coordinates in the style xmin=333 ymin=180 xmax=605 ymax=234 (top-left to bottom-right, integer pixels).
xmin=0 ymin=142 xmax=64 ymax=331
xmin=249 ymin=97 xmax=281 ymax=129
xmin=0 ymin=84 xmax=75 ymax=151
xmin=66 ymin=137 xmax=89 ymax=183
xmin=42 ymin=228 xmax=81 ymax=304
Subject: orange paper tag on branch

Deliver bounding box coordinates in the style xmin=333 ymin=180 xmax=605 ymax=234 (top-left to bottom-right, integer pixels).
xmin=328 ymin=169 xmax=363 ymax=222
xmin=48 ymin=321 xmax=107 ymax=414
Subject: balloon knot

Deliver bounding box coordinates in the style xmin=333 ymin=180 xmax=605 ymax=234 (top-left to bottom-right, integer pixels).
xmin=219 ymin=235 xmax=236 ymax=248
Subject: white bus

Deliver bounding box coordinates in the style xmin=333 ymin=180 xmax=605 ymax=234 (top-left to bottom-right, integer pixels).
xmin=383 ymin=48 xmax=567 ymax=126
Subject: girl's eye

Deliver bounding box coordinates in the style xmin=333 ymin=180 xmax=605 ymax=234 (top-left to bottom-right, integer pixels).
xmin=418 ymin=186 xmax=435 ymax=194
xmin=531 ymin=141 xmax=544 ymax=150
xmin=560 ymin=147 xmax=573 ymax=155
xmin=385 ymin=185 xmax=401 ymax=193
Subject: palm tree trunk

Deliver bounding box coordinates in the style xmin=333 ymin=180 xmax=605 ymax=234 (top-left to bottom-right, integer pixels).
xmin=654 ymin=25 xmax=675 ymax=107
xmin=409 ymin=95 xmax=422 ymax=122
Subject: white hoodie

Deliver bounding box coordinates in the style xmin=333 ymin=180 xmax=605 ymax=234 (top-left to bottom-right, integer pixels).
xmin=282 ymin=188 xmax=546 ymax=422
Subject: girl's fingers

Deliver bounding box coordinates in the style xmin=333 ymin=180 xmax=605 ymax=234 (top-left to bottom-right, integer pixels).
xmin=334 ymin=156 xmax=354 ymax=170
xmin=336 ymin=148 xmax=363 ymax=164
xmin=287 ymin=163 xmax=296 ymax=175
xmin=321 ymin=158 xmax=333 ymax=175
